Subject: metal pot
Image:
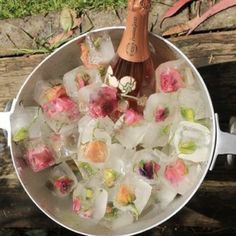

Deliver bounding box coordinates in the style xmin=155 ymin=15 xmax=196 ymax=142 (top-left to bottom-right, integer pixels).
xmin=0 ymin=27 xmax=235 ymax=236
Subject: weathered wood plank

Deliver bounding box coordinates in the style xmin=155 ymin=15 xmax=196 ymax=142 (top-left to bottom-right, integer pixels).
xmin=169 ymin=30 xmax=236 ymax=67
xmin=0 ymin=54 xmax=47 ymax=110
xmin=1 ymin=30 xmax=236 ymax=112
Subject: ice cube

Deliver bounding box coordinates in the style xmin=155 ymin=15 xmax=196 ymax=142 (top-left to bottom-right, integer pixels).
xmin=178 ymin=88 xmax=209 ymax=120
xmin=161 ymin=158 xmax=201 ymax=195
xmin=155 ymin=59 xmax=186 ymax=93
xmin=113 ymin=174 xmax=152 ymax=217
xmin=25 ymin=138 xmax=56 ymax=172
xmin=81 ymin=32 xmax=115 ymax=67
xmin=42 ymin=96 xmax=80 ymax=133
xmin=33 ymin=80 xmax=51 ymax=106
xmin=152 ymin=180 xmax=177 ymax=210
xmin=77 ymin=117 xmax=114 ymax=167
xmin=74 ymin=161 xmax=99 ymax=180
xmin=63 ymin=65 xmax=102 ymax=101
xmin=101 ymin=209 xmax=134 ymax=230
xmin=78 ymin=138 xmax=110 ymax=168
xmin=173 ymin=121 xmax=211 ymax=163
xmin=106 ymin=144 xmax=134 ymax=175
xmin=28 ymin=109 xmax=45 ymax=139
xmin=11 ymin=106 xmax=41 ymax=142
xmin=115 ymin=122 xmax=148 ymax=149
xmin=34 ymin=80 xmax=67 ymax=106
xmin=72 ymin=182 xmax=108 ymax=222
xmin=43 ymin=124 xmax=79 ymax=162
xmin=132 ymin=149 xmax=162 ymax=184
xmin=142 ymin=122 xmax=170 ymax=148
xmin=50 ymin=162 xmax=78 ymax=197
xmin=144 ymin=93 xmax=177 ymax=123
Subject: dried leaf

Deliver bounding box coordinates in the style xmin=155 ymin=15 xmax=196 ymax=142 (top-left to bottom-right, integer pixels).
xmin=60 ymin=8 xmax=82 ymax=32
xmin=162 ymin=19 xmax=196 ymax=36
xmin=72 ymin=17 xmax=83 ymax=29
xmin=60 ymin=8 xmax=73 ymax=32
xmin=160 ymin=0 xmax=195 ymax=27
xmin=48 ymin=31 xmax=73 ymax=46
xmin=187 ymin=0 xmax=236 ymax=34
xmin=162 ymin=0 xmax=236 ymax=36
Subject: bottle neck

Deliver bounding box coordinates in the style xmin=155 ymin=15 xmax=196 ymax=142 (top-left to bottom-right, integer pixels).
xmin=117 ymin=9 xmax=150 ymax=63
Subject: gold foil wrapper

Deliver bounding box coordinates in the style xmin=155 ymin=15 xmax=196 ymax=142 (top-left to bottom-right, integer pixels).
xmin=128 ymin=0 xmax=152 ymax=14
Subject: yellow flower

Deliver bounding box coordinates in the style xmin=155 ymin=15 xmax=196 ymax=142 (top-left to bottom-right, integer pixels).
xmin=103 ymin=169 xmax=117 ymax=188
xmin=116 ymin=184 xmax=136 ymax=206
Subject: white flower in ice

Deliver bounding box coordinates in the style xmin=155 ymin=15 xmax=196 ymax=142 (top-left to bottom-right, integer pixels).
xmin=119 ymin=76 xmax=136 ymax=94
xmin=105 ymin=66 xmax=119 ymax=88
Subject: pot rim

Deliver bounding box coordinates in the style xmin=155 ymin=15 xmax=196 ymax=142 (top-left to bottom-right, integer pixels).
xmin=8 ymin=26 xmax=217 ymax=236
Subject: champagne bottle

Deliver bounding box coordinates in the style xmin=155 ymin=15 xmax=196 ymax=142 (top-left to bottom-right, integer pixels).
xmin=108 ymin=0 xmax=155 ymax=103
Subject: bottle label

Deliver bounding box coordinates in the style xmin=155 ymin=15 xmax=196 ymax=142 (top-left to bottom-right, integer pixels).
xmin=117 ymin=0 xmax=151 ymax=62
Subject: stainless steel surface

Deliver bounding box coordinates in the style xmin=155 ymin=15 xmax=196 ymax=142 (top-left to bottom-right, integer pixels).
xmin=2 ymin=99 xmax=14 ymax=141
xmin=0 ymin=26 xmax=235 ymax=235
xmin=226 ymin=117 xmax=236 ymax=168
xmin=0 ymin=98 xmax=16 ymax=145
xmin=209 ymin=114 xmax=236 ymax=170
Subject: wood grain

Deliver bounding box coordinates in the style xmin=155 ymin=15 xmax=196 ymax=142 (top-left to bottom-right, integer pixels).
xmin=1 ymin=30 xmax=236 ymax=111
xmin=169 ymin=30 xmax=236 ymax=68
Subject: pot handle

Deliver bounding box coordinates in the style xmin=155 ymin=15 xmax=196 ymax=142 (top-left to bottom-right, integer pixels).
xmin=209 ymin=114 xmax=236 ymax=170
xmin=0 ymin=99 xmax=16 ymax=146
xmin=0 ymin=112 xmax=11 ymax=146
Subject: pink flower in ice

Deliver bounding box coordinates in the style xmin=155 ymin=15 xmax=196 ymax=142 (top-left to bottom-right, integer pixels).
xmin=124 ymin=109 xmax=143 ymax=125
xmin=42 ymin=97 xmax=80 ymax=121
xmin=73 ymin=198 xmax=81 ymax=213
xmin=89 ymin=86 xmax=118 ymax=118
xmin=164 ymin=159 xmax=188 ymax=185
xmin=54 ymin=176 xmax=74 ymax=194
xmin=26 ymin=145 xmax=55 ymax=172
xmin=160 ymin=68 xmax=184 ymax=93
xmin=138 ymin=160 xmax=160 ymax=179
xmin=154 ymin=107 xmax=169 ymax=122
xmin=76 ymin=77 xmax=86 ymax=90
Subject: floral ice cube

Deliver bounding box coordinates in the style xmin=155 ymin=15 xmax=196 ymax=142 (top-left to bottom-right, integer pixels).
xmin=178 ymin=88 xmax=209 ymax=120
xmin=88 ymin=86 xmax=118 ymax=119
xmin=106 ymin=144 xmax=134 ymax=176
xmin=113 ymin=175 xmax=152 ymax=218
xmin=162 ymin=158 xmax=201 ymax=195
xmin=152 ymin=180 xmax=177 ymax=210
xmin=101 ymin=206 xmax=134 ymax=230
xmin=42 ymin=96 xmax=80 ymax=133
xmin=132 ymin=149 xmax=161 ymax=184
xmin=102 ymin=168 xmax=119 ymax=188
xmin=74 ymin=161 xmax=99 ymax=180
xmin=143 ymin=120 xmax=174 ymax=148
xmin=34 ymin=80 xmax=66 ymax=106
xmin=80 ymin=32 xmax=115 ymax=68
xmin=11 ymin=106 xmax=41 ymax=142
xmin=155 ymin=59 xmax=186 ymax=93
xmin=72 ymin=182 xmax=108 ymax=222
xmin=144 ymin=93 xmax=177 ymax=123
xmin=173 ymin=121 xmax=211 ymax=162
xmin=78 ymin=139 xmax=109 ymax=168
xmin=63 ymin=65 xmax=102 ymax=101
xmin=115 ymin=121 xmax=147 ymax=149
xmin=77 ymin=116 xmax=114 ymax=167
xmin=50 ymin=162 xmax=77 ymax=197
xmin=124 ymin=109 xmax=143 ymax=125
xmin=44 ymin=124 xmax=79 ymax=162
xmin=25 ymin=139 xmax=55 ymax=172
